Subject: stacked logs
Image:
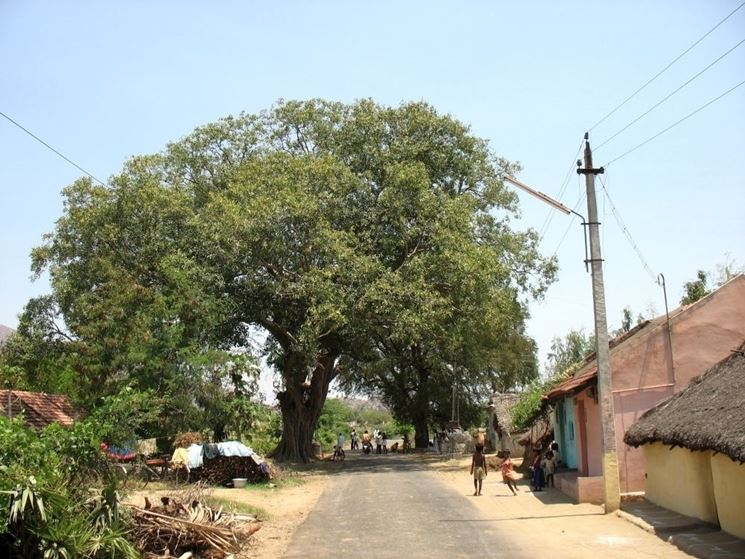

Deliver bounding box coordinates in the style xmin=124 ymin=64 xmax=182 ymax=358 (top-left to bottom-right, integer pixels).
xmin=130 ymin=495 xmax=261 ymax=559
xmin=190 ymin=456 xmax=271 ymax=486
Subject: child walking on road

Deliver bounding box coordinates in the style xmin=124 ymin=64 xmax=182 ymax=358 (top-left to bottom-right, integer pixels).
xmin=500 ymin=450 xmax=519 ymax=495
xmin=470 ymin=443 xmax=487 ymax=496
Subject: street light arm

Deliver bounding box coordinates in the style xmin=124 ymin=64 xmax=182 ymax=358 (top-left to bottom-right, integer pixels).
xmin=503 ymin=175 xmax=572 ymax=215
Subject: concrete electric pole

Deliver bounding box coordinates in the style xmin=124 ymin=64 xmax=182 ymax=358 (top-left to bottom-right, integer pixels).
xmin=503 ymin=133 xmax=621 ymax=512
xmin=577 ymin=133 xmax=621 ymax=512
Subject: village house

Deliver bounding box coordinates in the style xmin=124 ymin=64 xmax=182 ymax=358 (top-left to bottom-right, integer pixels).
xmin=543 ymin=274 xmax=745 ymax=504
xmin=624 ymin=343 xmax=745 ymax=539
xmin=0 ymin=389 xmax=78 ymax=429
xmin=486 ymin=393 xmax=522 ymax=454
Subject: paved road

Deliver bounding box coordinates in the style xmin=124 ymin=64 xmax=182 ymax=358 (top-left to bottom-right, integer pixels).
xmin=284 ymin=452 xmax=521 ymax=559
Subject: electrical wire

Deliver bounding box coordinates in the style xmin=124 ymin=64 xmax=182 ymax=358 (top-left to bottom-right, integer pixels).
xmin=602 ymin=77 xmax=745 ymax=167
xmin=595 ymin=36 xmax=745 ymax=151
xmin=552 ymin=178 xmax=587 ymax=257
xmin=599 ymin=174 xmax=657 ymax=283
xmin=0 ymin=110 xmax=105 ymax=185
xmin=538 ymin=139 xmax=585 ymax=241
xmin=588 ymin=0 xmax=745 ymax=132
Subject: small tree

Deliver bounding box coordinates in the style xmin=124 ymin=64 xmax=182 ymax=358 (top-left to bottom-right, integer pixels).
xmin=681 ymin=270 xmax=710 ymax=305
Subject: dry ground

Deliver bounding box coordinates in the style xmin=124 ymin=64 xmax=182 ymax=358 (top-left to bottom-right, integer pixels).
xmin=127 ymin=452 xmax=689 ymax=558
xmin=125 ymin=467 xmax=330 ymax=558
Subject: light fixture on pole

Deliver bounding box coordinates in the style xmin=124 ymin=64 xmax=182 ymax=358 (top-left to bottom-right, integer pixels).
xmin=503 ymin=134 xmax=621 ymax=512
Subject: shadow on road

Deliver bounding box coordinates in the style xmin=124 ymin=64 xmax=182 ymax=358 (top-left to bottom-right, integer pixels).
xmin=290 ymin=449 xmax=460 ymax=475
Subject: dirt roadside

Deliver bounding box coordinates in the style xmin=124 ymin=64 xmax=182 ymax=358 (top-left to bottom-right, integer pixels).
xmin=425 ymin=454 xmax=690 ymax=558
xmin=212 ymin=474 xmax=329 ymax=558
xmin=124 ymin=470 xmax=329 ymax=559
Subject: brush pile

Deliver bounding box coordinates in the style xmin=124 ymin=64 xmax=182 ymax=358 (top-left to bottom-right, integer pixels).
xmin=130 ymin=492 xmax=261 ymax=558
xmin=191 ymin=455 xmax=271 ymax=486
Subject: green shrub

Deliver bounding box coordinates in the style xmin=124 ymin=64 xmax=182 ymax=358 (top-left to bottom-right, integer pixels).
xmin=0 ymin=417 xmax=139 ymax=559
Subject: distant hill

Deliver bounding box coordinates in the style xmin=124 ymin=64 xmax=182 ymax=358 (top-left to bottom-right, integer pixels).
xmin=336 ymin=397 xmax=388 ymax=413
xmin=0 ymin=324 xmax=14 ymax=347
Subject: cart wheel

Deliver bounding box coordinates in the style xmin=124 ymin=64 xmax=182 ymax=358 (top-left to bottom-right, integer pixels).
xmin=174 ymin=467 xmax=189 ymax=485
xmin=128 ymin=463 xmax=150 ymax=490
xmin=110 ymin=464 xmax=128 ymax=488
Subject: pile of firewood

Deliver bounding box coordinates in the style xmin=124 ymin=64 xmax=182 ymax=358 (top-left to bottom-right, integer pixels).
xmin=190 ymin=456 xmax=271 ymax=486
xmin=130 ymin=494 xmax=260 ymax=559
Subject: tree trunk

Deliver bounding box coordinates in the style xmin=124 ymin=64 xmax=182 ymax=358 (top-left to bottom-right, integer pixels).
xmin=412 ymin=361 xmax=431 ymax=449
xmin=272 ymin=353 xmax=338 ymax=462
xmin=413 ymin=415 xmax=429 ymax=449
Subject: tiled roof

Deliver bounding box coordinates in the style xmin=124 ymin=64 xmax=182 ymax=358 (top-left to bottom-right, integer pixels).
xmin=543 ymin=274 xmax=745 ymax=402
xmin=544 ymin=366 xmax=598 ymax=400
xmin=0 ymin=390 xmax=78 ymax=429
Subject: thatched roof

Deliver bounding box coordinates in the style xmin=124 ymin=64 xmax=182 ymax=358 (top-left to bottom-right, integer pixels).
xmin=624 ymin=343 xmax=745 ymax=462
xmin=487 ymin=392 xmax=522 ymax=434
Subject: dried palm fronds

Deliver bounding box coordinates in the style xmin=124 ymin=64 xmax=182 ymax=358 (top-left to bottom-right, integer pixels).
xmin=129 ymin=493 xmax=260 ymax=559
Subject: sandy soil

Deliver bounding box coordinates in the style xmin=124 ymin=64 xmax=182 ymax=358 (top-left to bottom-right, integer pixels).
xmin=424 ymin=454 xmax=690 ymax=558
xmin=124 ymin=470 xmax=329 ymax=559
xmin=212 ymin=474 xmax=329 ymax=558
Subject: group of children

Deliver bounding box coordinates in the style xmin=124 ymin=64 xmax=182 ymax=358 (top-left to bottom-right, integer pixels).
xmin=529 ymin=442 xmax=561 ymax=491
xmin=470 ymin=441 xmax=561 ymax=496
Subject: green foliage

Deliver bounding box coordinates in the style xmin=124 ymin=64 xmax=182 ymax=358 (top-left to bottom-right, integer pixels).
xmin=314 ymin=399 xmax=354 ymax=448
xmin=714 ymin=255 xmax=744 ymax=286
xmin=89 ymin=386 xmax=163 ymax=447
xmin=238 ymin=402 xmax=282 ymax=457
xmin=510 ymin=364 xmax=578 ymax=431
xmin=681 ymin=270 xmax=710 ymax=305
xmin=513 ymin=329 xmax=594 ymax=432
xmin=544 ymin=329 xmax=594 ymax=378
xmin=0 ymin=418 xmax=138 ymax=559
xmin=23 ymin=98 xmax=555 ymax=460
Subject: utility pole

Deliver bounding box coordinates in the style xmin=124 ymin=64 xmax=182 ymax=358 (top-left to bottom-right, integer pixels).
xmin=577 ymin=132 xmax=621 ymax=512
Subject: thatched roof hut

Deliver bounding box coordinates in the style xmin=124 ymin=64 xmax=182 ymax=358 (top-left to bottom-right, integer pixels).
xmin=624 ymin=342 xmax=745 ymax=463
xmin=487 ymin=392 xmax=522 ymax=437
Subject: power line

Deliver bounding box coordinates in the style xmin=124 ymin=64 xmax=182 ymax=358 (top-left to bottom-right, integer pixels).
xmin=595 ymin=36 xmax=745 ymax=151
xmin=602 ymin=77 xmax=745 ymax=167
xmin=0 ymin=110 xmax=105 ymax=185
xmin=539 ymin=139 xmax=584 ymax=240
xmin=588 ymin=0 xmax=745 ymax=132
xmin=599 ymin=174 xmax=657 ymax=283
xmin=552 ymin=181 xmax=586 ymax=257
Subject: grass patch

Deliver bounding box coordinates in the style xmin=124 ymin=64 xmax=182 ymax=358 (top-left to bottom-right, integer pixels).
xmin=240 ymin=473 xmax=306 ymax=492
xmin=206 ymin=496 xmax=270 ymax=521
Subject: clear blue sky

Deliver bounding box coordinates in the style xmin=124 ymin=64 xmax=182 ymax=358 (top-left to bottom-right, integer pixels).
xmin=2 ymin=1 xmax=744 ymax=381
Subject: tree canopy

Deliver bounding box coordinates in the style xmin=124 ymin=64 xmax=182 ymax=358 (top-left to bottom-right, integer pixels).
xmin=11 ymin=99 xmax=556 ymax=460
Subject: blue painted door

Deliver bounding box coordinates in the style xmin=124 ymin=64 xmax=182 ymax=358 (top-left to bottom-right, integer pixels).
xmin=559 ymin=397 xmax=577 ymax=469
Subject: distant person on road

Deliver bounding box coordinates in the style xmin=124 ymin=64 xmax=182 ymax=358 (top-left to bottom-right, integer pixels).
xmin=543 ymin=450 xmax=556 ymax=488
xmin=362 ymin=430 xmax=372 ymax=454
xmin=551 ymin=441 xmax=561 ymax=467
xmin=333 ymin=433 xmax=346 ymax=461
xmin=531 ymin=448 xmax=545 ymax=491
xmin=382 ymin=432 xmax=388 ymax=454
xmin=403 ymin=433 xmax=411 ymax=453
xmin=350 ymin=429 xmax=358 ymax=450
xmin=470 ymin=443 xmax=487 ymax=496
xmin=500 ymin=450 xmax=519 ymax=495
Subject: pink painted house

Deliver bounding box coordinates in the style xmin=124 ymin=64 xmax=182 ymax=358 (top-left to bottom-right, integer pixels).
xmin=544 ymin=274 xmax=745 ymax=503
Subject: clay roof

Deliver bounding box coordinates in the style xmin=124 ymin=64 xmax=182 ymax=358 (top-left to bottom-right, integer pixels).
xmin=624 ymin=342 xmax=745 ymax=463
xmin=543 ymin=318 xmax=661 ymax=400
xmin=544 ymin=274 xmax=745 ymax=402
xmin=0 ymin=390 xmax=78 ymax=429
